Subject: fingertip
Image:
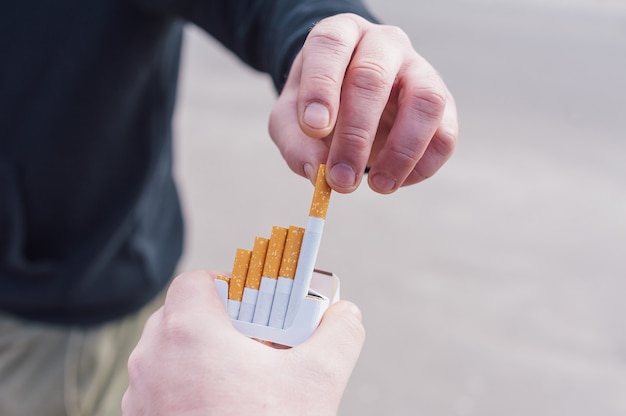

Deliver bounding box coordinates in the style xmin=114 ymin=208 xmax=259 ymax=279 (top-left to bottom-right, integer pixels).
xmin=328 ymin=300 xmax=363 ymax=324
xmin=167 ymin=270 xmax=219 ymax=299
xmin=369 ymin=171 xmax=398 ymax=194
xmin=440 ymin=91 xmax=459 ymax=148
xmin=438 ymin=127 xmax=459 ymax=156
xmin=327 ymin=163 xmax=359 ymax=193
xmin=303 ymin=163 xmax=315 ymax=184
xmin=302 ymin=102 xmax=331 ymax=133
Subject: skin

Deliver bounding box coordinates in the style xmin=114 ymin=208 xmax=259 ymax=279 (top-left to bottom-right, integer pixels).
xmin=122 ymin=270 xmax=365 ymax=416
xmin=269 ymin=13 xmax=459 ymax=194
xmin=123 ymin=13 xmax=458 ymax=415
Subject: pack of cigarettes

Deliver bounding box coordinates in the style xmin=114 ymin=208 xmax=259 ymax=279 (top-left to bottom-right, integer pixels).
xmin=214 ymin=164 xmax=339 ymax=347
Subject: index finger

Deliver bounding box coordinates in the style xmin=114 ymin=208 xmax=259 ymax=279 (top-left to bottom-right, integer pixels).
xmin=298 ymin=16 xmax=405 ymax=193
xmin=326 ymin=25 xmax=406 ymax=192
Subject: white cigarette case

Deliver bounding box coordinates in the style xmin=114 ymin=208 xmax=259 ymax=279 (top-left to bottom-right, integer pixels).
xmin=215 ymin=269 xmax=340 ymax=347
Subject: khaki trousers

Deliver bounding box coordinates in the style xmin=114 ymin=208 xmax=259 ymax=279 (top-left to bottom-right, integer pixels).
xmin=0 ymin=290 xmax=166 ymax=416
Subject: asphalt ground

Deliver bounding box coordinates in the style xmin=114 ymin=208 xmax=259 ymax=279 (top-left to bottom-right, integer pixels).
xmin=173 ymin=1 xmax=626 ymax=414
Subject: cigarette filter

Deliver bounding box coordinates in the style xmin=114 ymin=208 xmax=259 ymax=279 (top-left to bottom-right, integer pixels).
xmin=252 ymin=226 xmax=288 ymax=325
xmin=238 ymin=236 xmax=269 ymax=322
xmin=284 ymin=164 xmax=331 ymax=329
xmin=268 ymin=225 xmax=305 ymax=328
xmin=227 ymin=248 xmax=251 ymax=319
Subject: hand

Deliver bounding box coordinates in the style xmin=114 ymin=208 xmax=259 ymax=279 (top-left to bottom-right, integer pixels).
xmin=269 ymin=13 xmax=458 ymax=194
xmin=122 ymin=270 xmax=365 ymax=416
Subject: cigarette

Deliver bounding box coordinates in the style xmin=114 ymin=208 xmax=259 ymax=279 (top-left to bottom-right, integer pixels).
xmin=278 ymin=225 xmax=304 ymax=279
xmin=215 ymin=274 xmax=230 ymax=308
xmin=227 ymin=248 xmax=252 ymax=319
xmin=262 ymin=226 xmax=289 ymax=278
xmin=308 ymin=164 xmax=332 ymax=219
xmin=252 ymin=226 xmax=288 ymax=325
xmin=237 ymin=236 xmax=269 ymax=322
xmin=268 ymin=225 xmax=305 ymax=328
xmin=284 ymin=164 xmax=331 ymax=329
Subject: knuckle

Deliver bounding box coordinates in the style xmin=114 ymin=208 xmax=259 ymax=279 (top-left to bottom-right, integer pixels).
xmin=347 ymin=62 xmax=390 ymax=97
xmin=389 ymin=141 xmax=423 ymax=167
xmin=121 ymin=391 xmax=134 ymax=416
xmin=434 ymin=130 xmax=458 ymax=157
xmin=409 ymin=86 xmax=447 ymax=120
xmin=302 ymin=27 xmax=353 ymax=94
xmin=307 ymin=29 xmax=350 ymax=53
xmin=306 ymin=24 xmax=353 ymax=62
xmin=120 ymin=394 xmax=130 ymax=415
xmin=338 ymin=125 xmax=373 ymax=152
xmin=409 ymin=148 xmax=446 ymax=184
xmin=160 ymin=307 xmax=196 ymax=345
xmin=409 ymin=161 xmax=433 ymax=184
xmin=306 ymin=71 xmax=341 ymax=94
xmin=383 ymin=24 xmax=410 ymax=44
xmin=126 ymin=349 xmax=143 ymax=383
xmin=162 ymin=313 xmax=189 ymax=339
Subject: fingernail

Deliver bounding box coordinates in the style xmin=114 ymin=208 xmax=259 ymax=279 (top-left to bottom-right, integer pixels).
xmin=330 ymin=163 xmax=357 ymax=189
xmin=303 ymin=102 xmax=330 ymax=130
xmin=303 ymin=163 xmax=314 ymax=182
xmin=371 ymin=172 xmax=396 ymax=193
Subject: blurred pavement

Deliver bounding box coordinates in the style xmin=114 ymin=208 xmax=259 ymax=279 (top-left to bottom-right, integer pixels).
xmin=173 ymin=1 xmax=626 ymax=414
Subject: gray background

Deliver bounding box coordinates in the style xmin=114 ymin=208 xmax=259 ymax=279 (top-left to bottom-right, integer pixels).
xmin=173 ymin=1 xmax=626 ymax=414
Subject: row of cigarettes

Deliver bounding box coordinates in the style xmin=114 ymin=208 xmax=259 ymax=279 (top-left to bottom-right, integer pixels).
xmin=218 ymin=164 xmax=331 ymax=330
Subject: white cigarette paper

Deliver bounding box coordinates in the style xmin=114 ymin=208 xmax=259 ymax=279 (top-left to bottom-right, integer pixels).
xmin=237 ymin=289 xmax=259 ymax=322
xmin=227 ymin=299 xmax=242 ymax=320
xmin=238 ymin=236 xmax=269 ymax=322
xmin=283 ymin=216 xmax=324 ymax=328
xmin=267 ymin=225 xmax=304 ymax=328
xmin=215 ymin=275 xmax=230 ymax=309
xmin=252 ymin=277 xmax=278 ymax=325
xmin=252 ymin=226 xmax=288 ymax=325
xmin=228 ymin=248 xmax=251 ymax=320
xmin=284 ymin=165 xmax=330 ymax=329
xmin=268 ymin=277 xmax=293 ymax=328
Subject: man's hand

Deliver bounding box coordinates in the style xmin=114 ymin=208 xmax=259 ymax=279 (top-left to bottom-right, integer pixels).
xmin=270 ymin=13 xmax=458 ymax=194
xmin=122 ymin=270 xmax=365 ymax=416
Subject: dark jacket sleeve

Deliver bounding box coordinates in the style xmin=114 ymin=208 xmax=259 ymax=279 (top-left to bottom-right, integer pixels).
xmin=132 ymin=0 xmax=379 ymax=91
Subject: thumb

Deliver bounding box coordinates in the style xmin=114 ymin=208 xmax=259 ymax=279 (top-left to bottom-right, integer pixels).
xmin=163 ymin=270 xmax=233 ymax=331
xmin=269 ymin=79 xmax=329 ymax=183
